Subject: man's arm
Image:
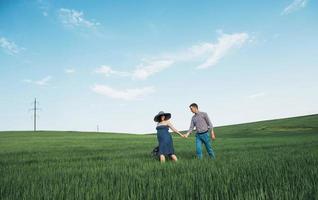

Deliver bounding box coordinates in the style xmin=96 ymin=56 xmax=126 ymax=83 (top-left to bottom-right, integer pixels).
xmin=210 ymin=129 xmax=216 ymax=140
xmin=204 ymin=113 xmax=216 ymax=140
xmin=204 ymin=112 xmax=213 ymax=130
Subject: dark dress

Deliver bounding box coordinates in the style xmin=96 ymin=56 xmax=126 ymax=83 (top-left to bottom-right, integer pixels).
xmin=156 ymin=125 xmax=175 ymax=155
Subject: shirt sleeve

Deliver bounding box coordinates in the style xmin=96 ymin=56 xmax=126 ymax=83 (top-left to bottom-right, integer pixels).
xmin=188 ymin=117 xmax=195 ymax=133
xmin=204 ymin=112 xmax=213 ymax=130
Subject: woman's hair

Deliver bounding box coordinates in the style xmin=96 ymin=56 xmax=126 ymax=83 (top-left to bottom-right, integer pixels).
xmin=158 ymin=115 xmax=165 ymax=122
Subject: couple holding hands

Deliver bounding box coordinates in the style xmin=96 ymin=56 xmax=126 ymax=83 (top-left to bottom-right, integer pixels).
xmin=154 ymin=103 xmax=216 ymax=163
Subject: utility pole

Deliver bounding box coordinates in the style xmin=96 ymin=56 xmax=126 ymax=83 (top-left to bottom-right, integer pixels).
xmin=34 ymin=98 xmax=37 ymax=131
xmin=30 ymin=98 xmax=41 ymax=132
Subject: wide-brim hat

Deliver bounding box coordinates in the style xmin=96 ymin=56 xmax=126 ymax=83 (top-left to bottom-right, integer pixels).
xmin=154 ymin=111 xmax=171 ymax=122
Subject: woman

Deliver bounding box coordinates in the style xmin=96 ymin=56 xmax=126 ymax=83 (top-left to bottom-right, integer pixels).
xmin=154 ymin=111 xmax=184 ymax=163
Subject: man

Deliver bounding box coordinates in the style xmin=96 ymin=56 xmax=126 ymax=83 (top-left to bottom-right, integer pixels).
xmin=184 ymin=103 xmax=216 ymax=159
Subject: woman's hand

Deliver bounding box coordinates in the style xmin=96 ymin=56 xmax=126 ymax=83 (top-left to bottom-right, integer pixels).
xmin=178 ymin=133 xmax=185 ymax=138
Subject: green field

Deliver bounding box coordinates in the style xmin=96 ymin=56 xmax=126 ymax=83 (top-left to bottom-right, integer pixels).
xmin=1 ymin=114 xmax=318 ymax=199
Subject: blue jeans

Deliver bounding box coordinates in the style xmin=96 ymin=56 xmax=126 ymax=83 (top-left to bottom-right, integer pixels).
xmin=195 ymin=132 xmax=216 ymax=159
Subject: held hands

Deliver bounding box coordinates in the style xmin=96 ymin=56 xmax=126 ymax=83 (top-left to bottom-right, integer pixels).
xmin=179 ymin=132 xmax=215 ymax=139
xmin=178 ymin=133 xmax=187 ymax=138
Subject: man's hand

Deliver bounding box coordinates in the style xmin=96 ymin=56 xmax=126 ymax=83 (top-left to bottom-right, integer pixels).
xmin=211 ymin=130 xmax=216 ymax=140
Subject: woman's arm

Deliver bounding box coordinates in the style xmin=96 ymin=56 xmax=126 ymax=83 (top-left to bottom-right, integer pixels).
xmin=167 ymin=121 xmax=184 ymax=137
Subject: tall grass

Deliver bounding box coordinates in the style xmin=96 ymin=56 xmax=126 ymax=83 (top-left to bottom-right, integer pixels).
xmin=0 ymin=114 xmax=318 ymax=199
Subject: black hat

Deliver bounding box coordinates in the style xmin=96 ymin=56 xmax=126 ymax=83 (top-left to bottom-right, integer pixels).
xmin=154 ymin=111 xmax=171 ymax=122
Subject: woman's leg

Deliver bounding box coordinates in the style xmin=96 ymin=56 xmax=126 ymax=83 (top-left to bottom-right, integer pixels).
xmin=159 ymin=154 xmax=165 ymax=163
xmin=170 ymin=154 xmax=178 ymax=162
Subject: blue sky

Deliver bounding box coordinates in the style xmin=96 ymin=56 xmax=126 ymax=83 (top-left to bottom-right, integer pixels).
xmin=0 ymin=0 xmax=317 ymax=133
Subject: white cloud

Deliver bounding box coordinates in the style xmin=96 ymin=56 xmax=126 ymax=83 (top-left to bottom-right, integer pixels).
xmin=35 ymin=76 xmax=52 ymax=85
xmin=23 ymin=76 xmax=52 ymax=86
xmin=95 ymin=65 xmax=130 ymax=77
xmin=91 ymin=84 xmax=155 ymax=100
xmin=196 ymin=32 xmax=250 ymax=69
xmin=37 ymin=0 xmax=50 ymax=17
xmin=94 ymin=59 xmax=174 ymax=80
xmin=94 ymin=31 xmax=250 ymax=80
xmin=133 ymin=31 xmax=250 ymax=72
xmin=282 ymin=0 xmax=308 ymax=15
xmin=187 ymin=43 xmax=215 ymax=59
xmin=58 ymin=8 xmax=100 ymax=28
xmin=23 ymin=79 xmax=32 ymax=83
xmin=65 ymin=68 xmax=76 ymax=74
xmin=159 ymin=31 xmax=250 ymax=69
xmin=248 ymin=92 xmax=266 ymax=99
xmin=0 ymin=37 xmax=23 ymax=55
xmin=132 ymin=59 xmax=174 ymax=80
